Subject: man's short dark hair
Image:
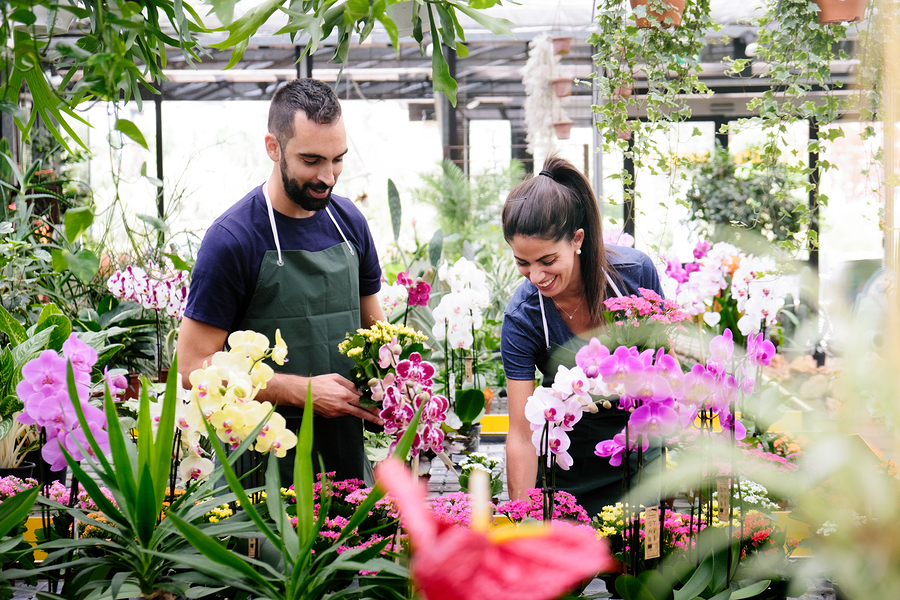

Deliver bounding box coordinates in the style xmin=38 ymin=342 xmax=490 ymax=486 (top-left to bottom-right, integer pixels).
xmin=268 ymin=79 xmax=342 ymax=148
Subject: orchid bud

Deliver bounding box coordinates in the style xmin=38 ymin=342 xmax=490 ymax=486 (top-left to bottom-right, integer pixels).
xmin=368 ymin=377 xmax=380 ymax=388
xmin=602 ymin=400 xmax=612 ymax=410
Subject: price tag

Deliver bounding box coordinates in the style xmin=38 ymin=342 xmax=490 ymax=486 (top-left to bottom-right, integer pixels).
xmin=644 ymin=506 xmax=660 ymax=559
xmin=717 ymin=477 xmax=730 ymax=522
xmin=465 ymin=357 xmax=473 ymax=382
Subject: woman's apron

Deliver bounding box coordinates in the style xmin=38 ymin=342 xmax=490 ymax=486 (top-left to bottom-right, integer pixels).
xmin=534 ymin=275 xmax=659 ymax=517
xmin=235 ymin=183 xmax=369 ymax=485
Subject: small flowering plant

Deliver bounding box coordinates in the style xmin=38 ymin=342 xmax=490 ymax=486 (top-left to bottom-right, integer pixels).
xmin=457 ymin=453 xmax=503 ymax=498
xmin=496 ymin=488 xmax=591 ymax=525
xmin=338 ymin=320 xmax=430 ymax=404
xmin=339 ymin=321 xmax=447 ymax=458
xmin=177 ymin=329 xmax=297 ymax=482
xmin=600 ymin=287 xmax=690 ymax=353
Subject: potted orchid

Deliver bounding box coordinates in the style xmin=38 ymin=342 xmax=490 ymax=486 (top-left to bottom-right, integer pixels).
xmin=106 ymin=257 xmax=190 ymax=383
xmin=339 ymin=321 xmax=449 ymax=461
xmin=176 ymin=329 xmax=298 ymax=483
xmin=663 ymin=239 xmax=790 ymax=347
xmin=430 ymin=257 xmax=493 ymax=446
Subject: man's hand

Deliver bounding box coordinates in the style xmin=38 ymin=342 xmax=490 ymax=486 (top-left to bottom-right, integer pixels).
xmin=263 ymin=372 xmax=384 ymax=426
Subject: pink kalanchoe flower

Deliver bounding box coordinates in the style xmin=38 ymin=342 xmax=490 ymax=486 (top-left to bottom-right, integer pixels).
xmin=375 ymin=458 xmax=614 ymax=600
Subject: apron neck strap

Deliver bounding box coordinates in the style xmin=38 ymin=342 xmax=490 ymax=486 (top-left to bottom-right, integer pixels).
xmin=263 ymin=181 xmax=285 ymax=266
xmin=262 ymin=182 xmax=356 ymax=264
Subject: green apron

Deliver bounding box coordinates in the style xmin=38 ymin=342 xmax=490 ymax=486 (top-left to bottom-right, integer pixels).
xmin=235 ymin=182 xmax=369 ymax=485
xmin=534 ymin=278 xmax=660 ymax=518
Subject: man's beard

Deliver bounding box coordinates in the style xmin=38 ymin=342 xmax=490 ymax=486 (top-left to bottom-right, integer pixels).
xmin=280 ymin=155 xmax=332 ymax=212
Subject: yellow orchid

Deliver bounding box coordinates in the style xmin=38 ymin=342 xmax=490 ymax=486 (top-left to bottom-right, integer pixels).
xmin=189 ymin=364 xmax=222 ymax=399
xmin=272 ymin=329 xmax=288 ymax=366
xmin=250 ymin=361 xmax=274 ymax=388
xmin=227 ymin=330 xmax=270 ymax=362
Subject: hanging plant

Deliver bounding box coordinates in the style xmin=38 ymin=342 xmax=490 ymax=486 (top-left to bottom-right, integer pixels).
xmin=590 ymin=0 xmax=718 ymax=196
xmin=727 ymin=0 xmax=860 ymax=254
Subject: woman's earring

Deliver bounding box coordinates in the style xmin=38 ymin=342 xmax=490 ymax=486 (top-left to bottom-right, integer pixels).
xmin=576 ymin=248 xmax=582 ymax=255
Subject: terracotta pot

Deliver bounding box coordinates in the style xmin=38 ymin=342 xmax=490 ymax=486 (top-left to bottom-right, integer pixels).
xmin=629 ymin=0 xmax=686 ymax=28
xmin=614 ymin=85 xmax=633 ymax=99
xmin=553 ymin=121 xmax=574 ymax=140
xmin=551 ymin=77 xmax=573 ymax=97
xmin=813 ymin=0 xmax=867 ymax=23
xmin=551 ymin=36 xmax=572 ymax=55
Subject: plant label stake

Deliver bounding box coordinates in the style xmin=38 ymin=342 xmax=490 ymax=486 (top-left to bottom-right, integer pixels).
xmin=248 ymin=537 xmax=259 ymax=559
xmin=644 ymin=505 xmax=661 ymax=559
xmin=717 ymin=477 xmax=730 ymax=522
xmin=465 ymin=357 xmax=473 ymax=382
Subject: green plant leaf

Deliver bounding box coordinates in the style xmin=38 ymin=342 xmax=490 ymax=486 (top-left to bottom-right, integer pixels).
xmin=137 ymin=213 xmax=170 ymax=233
xmin=0 ymin=487 xmax=39 ymax=539
xmin=35 ymin=304 xmax=71 ymax=352
xmin=387 ymin=178 xmax=402 ymax=242
xmin=674 ymin=556 xmax=713 ymax=600
xmin=64 ymin=205 xmax=94 ymax=244
xmin=114 ymin=118 xmax=149 ymax=150
xmin=731 ymin=580 xmax=772 ymax=599
xmin=167 ymin=513 xmax=279 ymax=594
xmin=0 ymin=100 xmax=27 ymax=122
xmin=62 ymin=248 xmax=100 ymax=284
xmin=295 ymin=381 xmax=316 ymax=548
xmin=455 ymin=388 xmax=485 ymax=424
xmin=0 ymin=304 xmax=27 ymax=347
xmin=428 ymin=228 xmax=444 ymax=267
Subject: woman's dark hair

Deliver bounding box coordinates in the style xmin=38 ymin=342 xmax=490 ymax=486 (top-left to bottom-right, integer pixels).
xmin=502 ymin=154 xmax=614 ymax=327
xmin=268 ymin=79 xmax=342 ymax=148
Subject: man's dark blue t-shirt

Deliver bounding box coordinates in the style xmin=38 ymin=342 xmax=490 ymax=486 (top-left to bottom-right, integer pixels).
xmin=185 ymin=186 xmax=382 ymax=332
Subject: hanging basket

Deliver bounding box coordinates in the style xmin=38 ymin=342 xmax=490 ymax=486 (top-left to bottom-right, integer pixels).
xmin=629 ymin=0 xmax=686 ymax=28
xmin=813 ymin=0 xmax=867 ymax=23
xmin=553 ymin=121 xmax=574 ymax=140
xmin=551 ymin=78 xmax=573 ymax=98
xmin=551 ymin=36 xmax=573 ymax=55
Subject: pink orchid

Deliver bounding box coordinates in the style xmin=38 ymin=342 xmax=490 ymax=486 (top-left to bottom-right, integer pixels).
xmin=629 ymin=400 xmax=680 ymax=437
xmin=746 ymin=332 xmax=776 ymax=367
xmin=375 ymin=458 xmax=613 ymax=600
xmin=574 ymin=337 xmax=610 ymax=378
xmin=595 ymin=432 xmax=628 ymax=467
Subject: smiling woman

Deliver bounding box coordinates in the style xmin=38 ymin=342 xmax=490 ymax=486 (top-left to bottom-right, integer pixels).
xmin=499 ymin=155 xmax=664 ymax=516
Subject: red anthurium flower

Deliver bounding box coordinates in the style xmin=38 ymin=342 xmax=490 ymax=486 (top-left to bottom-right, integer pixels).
xmin=375 ymin=458 xmax=613 ymax=600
